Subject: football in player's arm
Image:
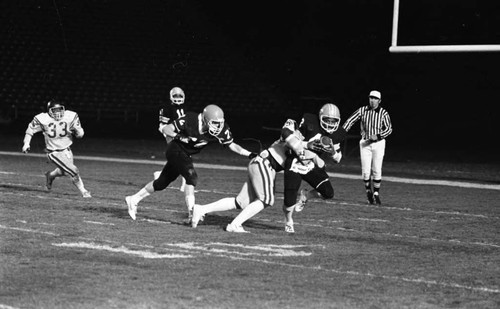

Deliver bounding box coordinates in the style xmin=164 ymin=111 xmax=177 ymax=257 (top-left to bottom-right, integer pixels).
xmin=282 ymin=103 xmax=347 ymax=233
xmin=191 ymin=118 xmax=322 ymax=233
xmin=125 ymin=104 xmax=256 ymax=222
xmin=21 ymin=99 xmax=91 ymax=198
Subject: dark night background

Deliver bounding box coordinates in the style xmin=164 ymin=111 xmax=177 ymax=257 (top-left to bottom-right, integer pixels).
xmin=1 ymin=0 xmax=499 ymax=161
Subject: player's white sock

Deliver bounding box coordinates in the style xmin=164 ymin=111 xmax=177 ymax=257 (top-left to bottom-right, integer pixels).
xmin=71 ymin=175 xmax=87 ymax=193
xmin=201 ymin=197 xmax=237 ymax=214
xmin=231 ymin=200 xmax=264 ymax=227
xmin=134 ymin=187 xmax=151 ymax=202
xmin=185 ymin=194 xmax=195 ymax=212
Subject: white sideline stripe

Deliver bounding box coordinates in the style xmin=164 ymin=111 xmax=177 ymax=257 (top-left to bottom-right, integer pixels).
xmin=52 ymin=242 xmax=193 ymax=259
xmin=1 ymin=151 xmax=499 ymax=190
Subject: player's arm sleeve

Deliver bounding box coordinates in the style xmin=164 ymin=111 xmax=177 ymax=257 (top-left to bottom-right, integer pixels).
xmin=70 ymin=114 xmax=84 ymax=138
xmin=379 ymin=112 xmax=393 ymax=139
xmin=228 ymin=142 xmax=252 ymax=157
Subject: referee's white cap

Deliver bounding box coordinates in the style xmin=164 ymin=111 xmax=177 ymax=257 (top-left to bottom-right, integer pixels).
xmin=369 ymin=90 xmax=381 ymax=99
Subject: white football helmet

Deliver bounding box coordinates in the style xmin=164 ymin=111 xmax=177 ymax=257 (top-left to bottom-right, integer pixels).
xmin=169 ymin=87 xmax=185 ymax=105
xmin=202 ymin=104 xmax=224 ymax=136
xmin=319 ymin=103 xmax=340 ymax=133
xmin=47 ymin=100 xmax=65 ymax=121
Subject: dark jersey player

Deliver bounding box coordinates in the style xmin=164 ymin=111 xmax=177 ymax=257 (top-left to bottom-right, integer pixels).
xmin=283 ymin=103 xmax=347 ymax=233
xmin=126 ymin=104 xmax=255 ymax=222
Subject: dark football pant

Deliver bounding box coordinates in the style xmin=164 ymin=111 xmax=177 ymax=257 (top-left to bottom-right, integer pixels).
xmin=283 ymin=161 xmax=334 ymax=207
xmin=153 ymin=148 xmax=198 ymax=191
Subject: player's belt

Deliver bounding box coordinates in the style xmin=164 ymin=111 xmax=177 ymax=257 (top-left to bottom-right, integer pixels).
xmin=46 ymin=147 xmax=70 ymax=153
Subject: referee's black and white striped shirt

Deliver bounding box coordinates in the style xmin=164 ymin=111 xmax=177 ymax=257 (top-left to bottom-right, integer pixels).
xmin=343 ymin=106 xmax=393 ymax=141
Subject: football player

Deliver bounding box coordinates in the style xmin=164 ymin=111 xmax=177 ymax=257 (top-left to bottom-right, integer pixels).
xmin=191 ymin=119 xmax=324 ymax=233
xmin=154 ymin=86 xmax=187 ymax=191
xmin=283 ymin=103 xmax=347 ymax=233
xmin=125 ymin=104 xmax=256 ymax=222
xmin=21 ymin=99 xmax=91 ymax=198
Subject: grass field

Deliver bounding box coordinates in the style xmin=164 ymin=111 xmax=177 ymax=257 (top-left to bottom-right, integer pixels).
xmin=1 ymin=135 xmax=500 ymax=309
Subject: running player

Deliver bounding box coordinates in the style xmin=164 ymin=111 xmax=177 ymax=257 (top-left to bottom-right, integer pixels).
xmin=21 ymin=99 xmax=91 ymax=198
xmin=154 ymin=86 xmax=187 ymax=191
xmin=125 ymin=104 xmax=256 ymax=222
xmin=283 ymin=103 xmax=347 ymax=233
xmin=343 ymin=90 xmax=393 ymax=205
xmin=191 ymin=118 xmax=324 ymax=233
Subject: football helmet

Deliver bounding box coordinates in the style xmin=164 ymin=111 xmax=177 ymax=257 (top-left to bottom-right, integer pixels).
xmin=202 ymin=104 xmax=224 ymax=136
xmin=169 ymin=87 xmax=185 ymax=105
xmin=47 ymin=100 xmax=65 ymax=121
xmin=319 ymin=103 xmax=340 ymax=133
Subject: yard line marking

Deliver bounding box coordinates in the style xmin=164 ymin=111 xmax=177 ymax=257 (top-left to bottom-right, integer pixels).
xmin=0 ymin=304 xmax=20 ymax=309
xmin=0 ymin=224 xmax=59 ymax=236
xmin=84 ymin=220 xmax=115 ymax=226
xmin=52 ymin=242 xmax=193 ymax=259
xmin=1 ymin=151 xmax=499 ymax=190
xmin=223 ymin=255 xmax=500 ymax=294
xmin=3 ymin=223 xmax=498 ymax=294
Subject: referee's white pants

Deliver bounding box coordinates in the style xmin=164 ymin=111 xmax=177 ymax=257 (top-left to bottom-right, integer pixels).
xmin=359 ymin=139 xmax=386 ymax=181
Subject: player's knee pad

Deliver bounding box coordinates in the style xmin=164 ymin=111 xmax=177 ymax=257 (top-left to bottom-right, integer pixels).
xmin=184 ymin=168 xmax=198 ymax=187
xmin=153 ymin=175 xmax=168 ymax=191
xmin=317 ymin=181 xmax=334 ymax=199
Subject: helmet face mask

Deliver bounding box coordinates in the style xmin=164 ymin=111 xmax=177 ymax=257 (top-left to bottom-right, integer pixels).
xmin=170 ymin=87 xmax=185 ymax=105
xmin=202 ymin=104 xmax=224 ymax=136
xmin=319 ymin=103 xmax=340 ymax=133
xmin=47 ymin=100 xmax=65 ymax=121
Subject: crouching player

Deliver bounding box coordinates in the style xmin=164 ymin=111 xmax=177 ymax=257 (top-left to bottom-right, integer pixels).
xmin=191 ymin=119 xmax=324 ymax=233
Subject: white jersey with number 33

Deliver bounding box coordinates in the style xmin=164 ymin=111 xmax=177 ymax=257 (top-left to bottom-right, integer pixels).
xmin=25 ymin=110 xmax=84 ymax=151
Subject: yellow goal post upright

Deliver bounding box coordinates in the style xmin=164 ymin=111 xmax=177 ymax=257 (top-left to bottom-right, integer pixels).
xmin=389 ymin=0 xmax=500 ymax=53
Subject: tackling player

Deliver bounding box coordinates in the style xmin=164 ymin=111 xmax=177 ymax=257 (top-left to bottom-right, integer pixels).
xmin=21 ymin=99 xmax=91 ymax=198
xmin=125 ymin=104 xmax=256 ymax=222
xmin=283 ymin=103 xmax=347 ymax=233
xmin=154 ymin=86 xmax=187 ymax=191
xmin=191 ymin=118 xmax=324 ymax=233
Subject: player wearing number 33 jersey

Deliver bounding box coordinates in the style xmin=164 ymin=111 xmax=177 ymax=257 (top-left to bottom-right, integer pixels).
xmin=21 ymin=99 xmax=91 ymax=198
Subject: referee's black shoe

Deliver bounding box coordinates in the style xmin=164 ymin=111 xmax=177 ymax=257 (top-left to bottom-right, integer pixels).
xmin=366 ymin=191 xmax=374 ymax=204
xmin=373 ymin=193 xmax=381 ymax=205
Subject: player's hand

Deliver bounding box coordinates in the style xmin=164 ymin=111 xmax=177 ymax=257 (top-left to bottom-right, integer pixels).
xmin=248 ymin=152 xmax=258 ymax=160
xmin=307 ymin=140 xmax=323 ymax=152
xmin=22 ymin=144 xmax=30 ymax=153
xmin=174 ymin=134 xmax=190 ymax=143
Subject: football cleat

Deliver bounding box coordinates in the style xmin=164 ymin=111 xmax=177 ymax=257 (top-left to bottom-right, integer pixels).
xmin=373 ymin=193 xmax=381 ymax=205
xmin=294 ymin=189 xmax=308 ymax=212
xmin=45 ymin=171 xmax=54 ymax=191
xmin=82 ymin=191 xmax=92 ymax=198
xmin=367 ymin=191 xmax=374 ymax=204
xmin=285 ymin=223 xmax=295 ymax=234
xmin=226 ymin=223 xmax=249 ymax=233
xmin=125 ymin=196 xmax=137 ymax=220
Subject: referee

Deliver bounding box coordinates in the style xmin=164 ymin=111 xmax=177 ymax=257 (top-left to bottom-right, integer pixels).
xmin=343 ymin=90 xmax=393 ymax=205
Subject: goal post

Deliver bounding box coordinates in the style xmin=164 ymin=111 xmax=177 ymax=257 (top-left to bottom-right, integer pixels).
xmin=389 ymin=0 xmax=500 ymax=53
